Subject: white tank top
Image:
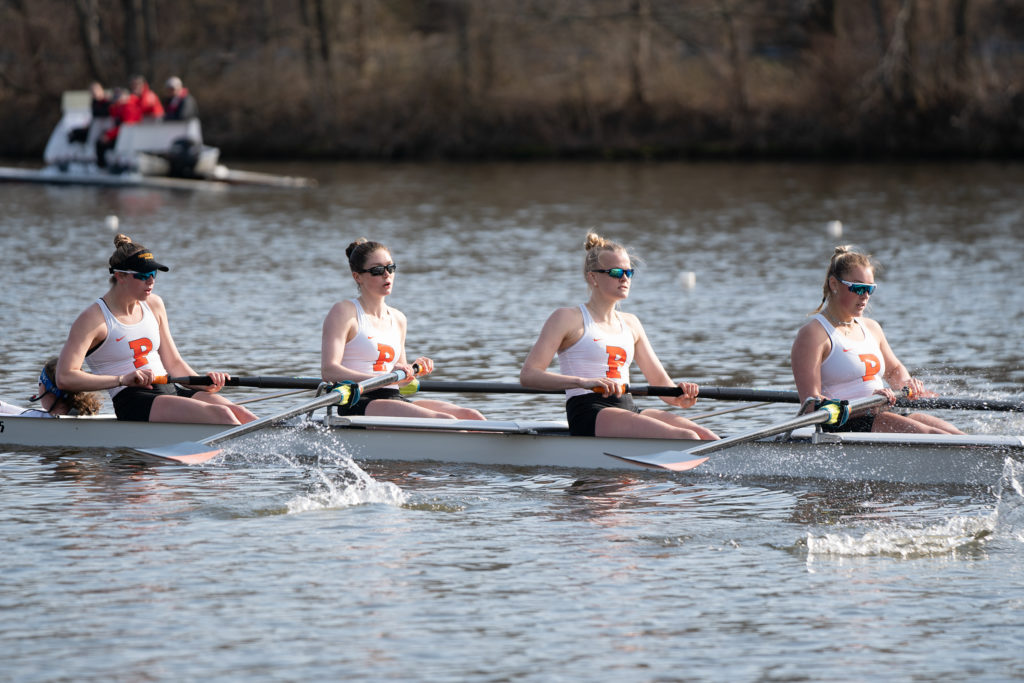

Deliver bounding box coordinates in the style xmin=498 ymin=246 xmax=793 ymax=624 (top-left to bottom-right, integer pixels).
xmin=815 ymin=313 xmax=885 ymax=400
xmin=344 ymin=299 xmax=403 ymax=385
xmin=85 ymin=298 xmax=167 ymax=398
xmin=558 ymin=304 xmax=634 ymax=399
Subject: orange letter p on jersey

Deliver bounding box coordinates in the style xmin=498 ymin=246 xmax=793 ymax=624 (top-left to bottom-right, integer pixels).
xmin=605 ymin=345 xmax=628 ymax=379
xmin=373 ymin=343 xmax=396 ymax=372
xmin=859 ymin=353 xmax=881 ymax=382
xmin=128 ymin=338 xmax=154 ymax=368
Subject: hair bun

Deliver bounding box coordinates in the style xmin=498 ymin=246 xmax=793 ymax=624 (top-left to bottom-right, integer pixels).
xmin=345 ymin=237 xmax=369 ymax=259
xmin=584 ymin=231 xmax=607 ymax=251
xmin=113 ymin=233 xmax=133 ymax=248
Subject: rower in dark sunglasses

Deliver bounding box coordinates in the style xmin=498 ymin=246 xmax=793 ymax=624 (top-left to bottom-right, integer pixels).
xmin=320 ymin=237 xmax=485 ymax=421
xmin=520 ymin=231 xmax=719 ymax=441
xmin=791 ymin=245 xmax=963 ymax=435
xmin=53 ymin=233 xmax=258 ymax=425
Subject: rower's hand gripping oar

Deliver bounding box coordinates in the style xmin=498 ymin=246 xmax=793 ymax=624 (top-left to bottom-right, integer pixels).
xmin=136 ymin=367 xmax=419 ymax=464
xmin=605 ymin=394 xmax=889 ymax=472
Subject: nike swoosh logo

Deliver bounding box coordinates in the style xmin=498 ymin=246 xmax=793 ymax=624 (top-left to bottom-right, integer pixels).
xmin=115 ymin=336 xmax=126 ymax=342
xmin=593 ymin=338 xmax=602 ymax=342
xmin=367 ymin=335 xmax=374 ymax=340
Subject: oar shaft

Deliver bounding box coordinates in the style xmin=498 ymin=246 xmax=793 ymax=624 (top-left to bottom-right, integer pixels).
xmin=158 ymin=375 xmax=326 ymax=390
xmin=895 ymin=396 xmax=1024 ymax=412
xmin=685 ymin=395 xmax=888 ymax=458
xmin=201 ymin=369 xmax=409 ymax=447
xmin=416 ymin=381 xmax=801 ymax=403
xmin=157 ymin=376 xmax=1022 ymax=412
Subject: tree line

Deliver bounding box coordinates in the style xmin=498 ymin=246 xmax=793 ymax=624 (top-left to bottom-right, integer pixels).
xmin=1 ymin=0 xmax=1022 ymax=159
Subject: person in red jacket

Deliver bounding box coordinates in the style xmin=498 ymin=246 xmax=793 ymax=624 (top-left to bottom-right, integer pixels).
xmin=95 ymin=87 xmax=142 ymax=167
xmin=130 ymin=75 xmax=165 ymax=120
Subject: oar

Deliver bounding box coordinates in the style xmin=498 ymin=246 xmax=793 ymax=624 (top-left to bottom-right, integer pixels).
xmin=156 ymin=375 xmax=326 ymax=390
xmin=160 ymin=375 xmax=1024 ymax=412
xmin=894 ymin=396 xmax=1024 ymax=412
xmin=418 ymin=381 xmax=802 ymax=403
xmin=606 ymin=394 xmax=889 ymax=472
xmin=137 ymin=368 xmax=414 ymax=464
xmin=687 ymin=401 xmax=774 ymax=420
xmin=158 ymin=376 xmax=802 ymax=403
xmin=235 ymin=388 xmax=314 ymax=406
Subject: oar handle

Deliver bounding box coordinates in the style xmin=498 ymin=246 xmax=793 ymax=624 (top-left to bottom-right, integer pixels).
xmin=157 ymin=365 xmax=424 ymax=391
xmin=156 ymin=375 xmax=326 ymax=389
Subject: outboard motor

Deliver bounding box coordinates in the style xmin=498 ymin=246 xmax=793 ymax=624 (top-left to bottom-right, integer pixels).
xmin=167 ymin=137 xmax=201 ymax=178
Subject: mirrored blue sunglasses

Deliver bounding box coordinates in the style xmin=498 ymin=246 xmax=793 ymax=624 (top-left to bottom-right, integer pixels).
xmin=591 ymin=268 xmax=634 ymax=279
xmin=115 ymin=269 xmax=158 ymax=281
xmin=840 ymin=279 xmax=876 ymax=296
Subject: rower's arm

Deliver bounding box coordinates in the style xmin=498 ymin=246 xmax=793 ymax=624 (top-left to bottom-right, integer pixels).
xmin=520 ymin=308 xmax=621 ymax=394
xmin=56 ymin=305 xmax=119 ymax=391
xmin=791 ymin=321 xmax=829 ymax=403
xmin=321 ymin=301 xmax=374 ymax=383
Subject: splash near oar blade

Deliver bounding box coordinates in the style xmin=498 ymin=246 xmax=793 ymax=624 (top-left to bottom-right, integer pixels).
xmin=605 ymin=452 xmax=709 ymax=471
xmin=133 ymin=367 xmax=415 ymax=463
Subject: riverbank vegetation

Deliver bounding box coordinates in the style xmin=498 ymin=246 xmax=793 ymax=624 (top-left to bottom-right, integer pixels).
xmin=1 ymin=0 xmax=1022 ymax=159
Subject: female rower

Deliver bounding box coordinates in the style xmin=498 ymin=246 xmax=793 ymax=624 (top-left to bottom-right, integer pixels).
xmin=321 ymin=238 xmax=484 ymax=420
xmin=519 ymin=232 xmax=718 ymax=440
xmin=790 ymin=245 xmax=962 ymax=434
xmin=56 ymin=233 xmax=257 ymax=424
xmin=0 ymin=358 xmax=101 ymax=418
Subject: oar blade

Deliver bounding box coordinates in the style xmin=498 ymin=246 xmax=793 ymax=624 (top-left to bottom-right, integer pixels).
xmin=134 ymin=442 xmax=223 ymax=464
xmin=604 ymin=451 xmax=709 ymax=472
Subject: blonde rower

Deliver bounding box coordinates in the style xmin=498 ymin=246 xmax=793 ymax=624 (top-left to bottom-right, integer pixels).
xmin=520 ymin=232 xmax=718 ymax=440
xmin=791 ymin=245 xmax=962 ymax=434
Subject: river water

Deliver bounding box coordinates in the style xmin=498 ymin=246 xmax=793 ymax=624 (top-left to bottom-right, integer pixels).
xmin=2 ymin=161 xmax=1023 ymax=681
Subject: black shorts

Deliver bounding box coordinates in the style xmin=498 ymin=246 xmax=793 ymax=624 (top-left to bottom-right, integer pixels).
xmin=112 ymin=384 xmax=198 ymax=422
xmin=565 ymin=392 xmax=639 ymax=437
xmin=821 ymin=413 xmax=875 ymax=433
xmin=336 ymin=387 xmax=410 ymax=416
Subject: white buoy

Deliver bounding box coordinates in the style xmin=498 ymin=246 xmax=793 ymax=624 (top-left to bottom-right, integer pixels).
xmin=678 ymin=271 xmax=697 ymax=289
xmin=105 ymin=215 xmax=119 ymax=231
xmin=826 ymin=220 xmax=843 ymax=238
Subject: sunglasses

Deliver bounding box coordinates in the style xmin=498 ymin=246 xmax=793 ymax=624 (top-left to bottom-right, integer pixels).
xmin=591 ymin=268 xmax=634 ymax=279
xmin=115 ymin=269 xmax=158 ymax=281
xmin=840 ymin=279 xmax=876 ymax=296
xmin=358 ymin=264 xmax=397 ymax=276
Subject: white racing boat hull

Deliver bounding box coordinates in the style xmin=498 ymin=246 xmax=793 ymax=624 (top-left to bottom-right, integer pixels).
xmin=1 ymin=412 xmax=1022 ymax=486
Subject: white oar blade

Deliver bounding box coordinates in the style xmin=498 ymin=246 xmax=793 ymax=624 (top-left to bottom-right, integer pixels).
xmin=135 ymin=442 xmax=223 ymax=464
xmin=605 ymin=451 xmax=709 ymax=472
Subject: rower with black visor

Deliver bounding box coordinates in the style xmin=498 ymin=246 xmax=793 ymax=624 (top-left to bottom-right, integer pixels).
xmin=53 ymin=233 xmax=258 ymax=424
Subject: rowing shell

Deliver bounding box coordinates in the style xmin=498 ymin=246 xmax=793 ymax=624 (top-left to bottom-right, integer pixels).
xmin=2 ymin=412 xmax=1022 ymax=486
